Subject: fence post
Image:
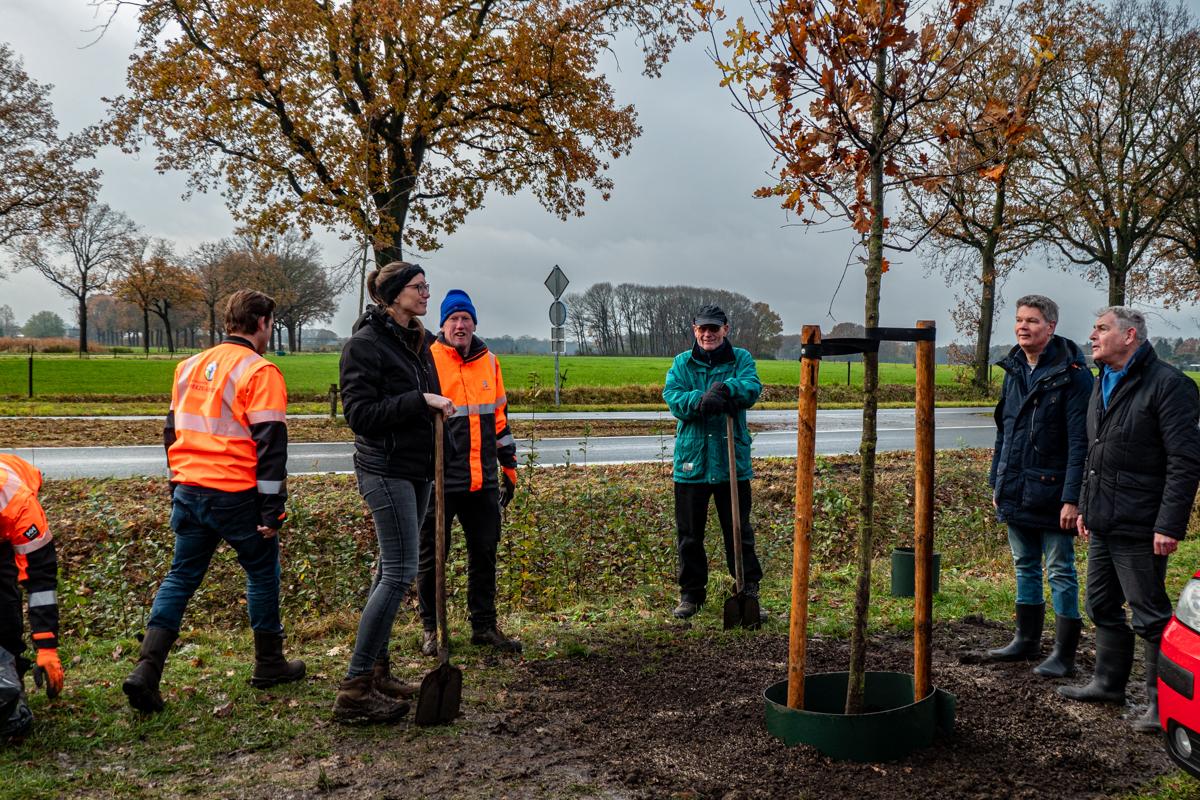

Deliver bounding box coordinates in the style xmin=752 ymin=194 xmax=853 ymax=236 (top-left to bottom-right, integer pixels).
xmin=27 ymin=346 xmax=33 ymax=398
xmin=846 ymin=360 xmax=851 ymax=386
xmin=329 ymin=383 xmax=339 ymax=419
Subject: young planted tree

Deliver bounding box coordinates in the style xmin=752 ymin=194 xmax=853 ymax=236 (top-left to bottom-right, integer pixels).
xmin=1027 ymin=0 xmax=1200 ymax=305
xmin=901 ymin=0 xmax=1063 ymax=392
xmin=0 ymin=44 xmax=96 ymax=249
xmin=10 ymin=200 xmax=140 ymax=354
xmin=101 ymin=0 xmax=695 ymax=266
xmin=706 ymin=0 xmax=1007 ymax=711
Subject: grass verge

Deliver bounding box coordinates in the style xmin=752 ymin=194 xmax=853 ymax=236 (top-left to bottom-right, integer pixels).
xmin=2 ymin=450 xmax=1197 ymax=798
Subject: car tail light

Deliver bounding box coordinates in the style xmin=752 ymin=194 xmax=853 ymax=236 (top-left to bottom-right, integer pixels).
xmin=1176 ymin=578 xmax=1200 ymax=635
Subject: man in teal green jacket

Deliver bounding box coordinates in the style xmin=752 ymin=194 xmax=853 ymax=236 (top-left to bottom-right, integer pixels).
xmin=663 ymin=305 xmax=763 ymax=619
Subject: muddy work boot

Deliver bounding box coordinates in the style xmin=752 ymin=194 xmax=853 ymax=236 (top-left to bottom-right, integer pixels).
xmin=1132 ymin=641 xmax=1162 ymax=734
xmin=1058 ymin=627 xmax=1135 ymax=704
xmin=471 ymin=626 xmax=523 ymax=653
xmin=421 ymin=629 xmax=438 ymax=658
xmin=333 ymin=675 xmax=409 ymax=724
xmin=372 ymin=656 xmax=418 ymax=700
xmin=672 ymin=600 xmax=701 ymax=620
xmin=122 ymin=627 xmax=178 ymax=713
xmin=1034 ymin=615 xmax=1083 ymax=678
xmin=985 ymin=602 xmax=1045 ymax=662
xmin=250 ymin=631 xmax=306 ymax=688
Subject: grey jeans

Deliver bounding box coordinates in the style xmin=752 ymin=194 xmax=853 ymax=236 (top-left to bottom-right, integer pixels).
xmin=347 ymin=471 xmax=430 ymax=678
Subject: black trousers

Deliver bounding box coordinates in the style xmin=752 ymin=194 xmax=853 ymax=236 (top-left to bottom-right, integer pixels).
xmin=1084 ymin=532 xmax=1173 ymax=645
xmin=675 ymin=480 xmax=762 ymax=604
xmin=417 ymin=488 xmax=502 ymax=634
xmin=0 ymin=556 xmax=29 ymax=676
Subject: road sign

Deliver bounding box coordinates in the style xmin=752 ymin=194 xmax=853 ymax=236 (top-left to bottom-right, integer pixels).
xmin=549 ymin=301 xmax=567 ymax=326
xmin=544 ymin=265 xmax=569 ymax=299
xmin=550 ymin=339 xmax=566 ymax=354
xmin=550 ymin=326 xmax=566 ymax=341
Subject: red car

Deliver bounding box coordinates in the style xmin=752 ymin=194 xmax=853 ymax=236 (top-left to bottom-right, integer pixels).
xmin=1158 ymin=568 xmax=1200 ymax=777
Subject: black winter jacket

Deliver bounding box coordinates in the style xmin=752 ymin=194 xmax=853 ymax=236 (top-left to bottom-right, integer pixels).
xmin=1079 ymin=343 xmax=1200 ymax=540
xmin=989 ymin=336 xmax=1094 ymax=529
xmin=339 ymin=306 xmax=441 ymax=480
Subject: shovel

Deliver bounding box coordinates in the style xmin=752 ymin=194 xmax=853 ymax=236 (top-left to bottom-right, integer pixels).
xmin=723 ymin=414 xmax=761 ymax=630
xmin=415 ymin=414 xmax=463 ymax=726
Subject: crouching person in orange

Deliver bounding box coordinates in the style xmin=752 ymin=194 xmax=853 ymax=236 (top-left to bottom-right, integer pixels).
xmin=0 ymin=454 xmax=61 ymax=737
xmin=123 ymin=290 xmax=304 ymax=713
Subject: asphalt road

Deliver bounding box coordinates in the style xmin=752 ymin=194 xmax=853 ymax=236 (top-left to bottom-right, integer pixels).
xmin=1 ymin=407 xmax=995 ymax=479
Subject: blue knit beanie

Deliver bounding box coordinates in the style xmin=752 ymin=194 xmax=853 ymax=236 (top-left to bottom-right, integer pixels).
xmin=440 ymin=289 xmax=477 ymax=326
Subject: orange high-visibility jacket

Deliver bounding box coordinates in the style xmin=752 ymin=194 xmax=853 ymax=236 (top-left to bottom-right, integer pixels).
xmin=0 ymin=454 xmax=58 ymax=650
xmin=431 ymin=336 xmax=518 ymax=493
xmin=164 ymin=337 xmax=289 ymax=528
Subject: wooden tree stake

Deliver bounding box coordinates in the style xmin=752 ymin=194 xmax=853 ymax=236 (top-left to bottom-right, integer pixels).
xmin=913 ymin=320 xmax=936 ymax=700
xmin=789 ymin=325 xmax=821 ymax=710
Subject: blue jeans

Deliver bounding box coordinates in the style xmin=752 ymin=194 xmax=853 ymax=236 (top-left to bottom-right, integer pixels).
xmin=347 ymin=472 xmax=429 ymax=678
xmin=147 ymin=485 xmax=282 ymax=634
xmin=1007 ymin=524 xmax=1080 ymax=618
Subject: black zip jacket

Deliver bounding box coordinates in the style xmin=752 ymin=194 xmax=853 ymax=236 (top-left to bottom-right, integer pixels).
xmin=989 ymin=336 xmax=1094 ymax=530
xmin=339 ymin=306 xmax=441 ymax=480
xmin=1079 ymin=343 xmax=1200 ymax=540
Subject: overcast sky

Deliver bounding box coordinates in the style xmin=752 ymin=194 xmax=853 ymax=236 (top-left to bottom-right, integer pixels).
xmin=2 ymin=1 xmax=1198 ymax=349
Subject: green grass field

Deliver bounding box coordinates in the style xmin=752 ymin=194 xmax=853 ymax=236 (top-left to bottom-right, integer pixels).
xmin=2 ymin=352 xmax=1195 ymax=401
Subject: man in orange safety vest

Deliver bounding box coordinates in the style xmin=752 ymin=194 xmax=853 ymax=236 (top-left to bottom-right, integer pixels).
xmin=418 ymin=289 xmax=522 ymax=655
xmin=123 ymin=289 xmax=305 ymax=713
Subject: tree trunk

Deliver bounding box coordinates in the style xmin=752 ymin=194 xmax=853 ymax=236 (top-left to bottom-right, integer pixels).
xmin=1108 ymin=260 xmax=1127 ymax=305
xmin=142 ymin=310 xmax=151 ymax=355
xmin=973 ymin=177 xmax=1006 ymax=393
xmin=77 ymin=295 xmax=89 ymax=355
xmin=845 ymin=36 xmax=888 ymax=717
xmin=209 ymin=305 xmax=218 ymax=348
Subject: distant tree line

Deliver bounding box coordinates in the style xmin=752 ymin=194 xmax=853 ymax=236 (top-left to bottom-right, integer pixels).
xmin=563 ymin=282 xmax=783 ymax=359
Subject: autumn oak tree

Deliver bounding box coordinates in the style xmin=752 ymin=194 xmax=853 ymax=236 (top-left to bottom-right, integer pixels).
xmin=100 ymin=0 xmax=695 ymax=268
xmin=706 ymin=0 xmax=1013 ymax=712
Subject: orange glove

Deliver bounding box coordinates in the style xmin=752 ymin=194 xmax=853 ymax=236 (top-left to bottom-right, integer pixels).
xmin=35 ymin=648 xmax=63 ymax=699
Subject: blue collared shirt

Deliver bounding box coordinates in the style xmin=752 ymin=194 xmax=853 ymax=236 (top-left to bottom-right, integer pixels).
xmin=1100 ymin=342 xmax=1149 ymax=408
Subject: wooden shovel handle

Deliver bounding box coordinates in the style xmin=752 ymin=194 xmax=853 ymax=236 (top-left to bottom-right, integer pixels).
xmin=727 ymin=414 xmax=744 ymax=594
xmin=435 ymin=414 xmax=449 ymax=665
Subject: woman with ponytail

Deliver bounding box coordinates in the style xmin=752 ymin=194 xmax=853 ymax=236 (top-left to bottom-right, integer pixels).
xmin=334 ymin=261 xmax=454 ymax=724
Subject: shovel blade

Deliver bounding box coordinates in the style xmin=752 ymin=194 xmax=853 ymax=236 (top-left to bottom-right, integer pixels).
xmin=414 ymin=662 xmax=463 ymax=727
xmin=723 ymin=594 xmax=742 ymax=630
xmin=742 ymin=595 xmax=762 ymax=630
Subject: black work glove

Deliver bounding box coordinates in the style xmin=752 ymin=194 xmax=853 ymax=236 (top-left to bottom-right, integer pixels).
xmin=698 ymin=382 xmax=732 ymax=416
xmin=500 ymin=471 xmax=516 ymax=509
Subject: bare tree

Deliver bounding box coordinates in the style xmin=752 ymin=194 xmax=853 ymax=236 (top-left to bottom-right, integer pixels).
xmin=10 ymin=200 xmax=139 ymax=353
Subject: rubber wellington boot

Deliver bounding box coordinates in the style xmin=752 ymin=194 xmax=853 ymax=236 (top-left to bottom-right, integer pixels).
xmin=985 ymin=603 xmax=1044 ymax=662
xmin=333 ymin=675 xmax=409 ymax=724
xmin=1132 ymin=641 xmax=1162 ymax=733
xmin=1034 ymin=615 xmax=1083 ymax=678
xmin=122 ymin=627 xmax=178 ymax=713
xmin=250 ymin=631 xmax=306 ymax=688
xmin=372 ymin=654 xmax=418 ymax=700
xmin=1058 ymin=627 xmax=1135 ymax=704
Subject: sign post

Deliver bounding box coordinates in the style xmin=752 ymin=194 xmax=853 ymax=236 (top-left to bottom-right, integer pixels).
xmin=544 ymin=266 xmax=569 ymax=406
